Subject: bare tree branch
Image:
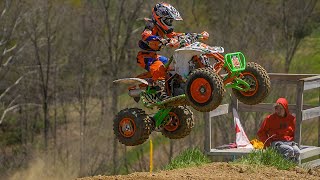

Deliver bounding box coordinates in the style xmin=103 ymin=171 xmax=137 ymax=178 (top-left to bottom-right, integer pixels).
xmin=0 ymin=75 xmax=24 ymax=101
xmin=100 ymin=0 xmax=114 ymax=73
xmin=0 ymin=0 xmax=10 ymax=20
xmin=2 ymin=43 xmax=17 ymax=56
xmin=1 ymin=55 xmax=13 ymax=67
xmin=7 ymin=94 xmax=19 ymax=107
xmin=115 ymin=0 xmax=125 ymax=52
xmin=0 ymin=0 xmax=22 ymax=66
xmin=118 ymin=0 xmax=143 ymax=67
xmin=0 ymin=103 xmax=42 ymax=124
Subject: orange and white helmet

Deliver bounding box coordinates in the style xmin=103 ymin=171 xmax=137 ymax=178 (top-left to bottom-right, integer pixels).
xmin=152 ymin=2 xmax=182 ymax=33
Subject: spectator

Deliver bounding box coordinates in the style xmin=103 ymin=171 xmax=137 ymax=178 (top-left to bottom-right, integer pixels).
xmin=257 ymin=97 xmax=300 ymax=162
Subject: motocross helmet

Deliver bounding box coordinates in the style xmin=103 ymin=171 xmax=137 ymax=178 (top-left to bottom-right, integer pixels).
xmin=152 ymin=2 xmax=182 ymax=33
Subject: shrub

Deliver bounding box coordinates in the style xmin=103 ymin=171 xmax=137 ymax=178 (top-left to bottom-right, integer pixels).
xmin=164 ymin=148 xmax=210 ymax=170
xmin=234 ymin=148 xmax=296 ymax=170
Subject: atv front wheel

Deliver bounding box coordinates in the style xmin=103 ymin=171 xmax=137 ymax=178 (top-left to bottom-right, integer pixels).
xmin=232 ymin=62 xmax=270 ymax=105
xmin=186 ymin=68 xmax=225 ymax=112
xmin=161 ymin=106 xmax=194 ymax=139
xmin=113 ymin=108 xmax=153 ymax=146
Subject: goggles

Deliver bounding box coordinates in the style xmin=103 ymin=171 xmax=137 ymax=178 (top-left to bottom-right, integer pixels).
xmin=163 ymin=18 xmax=173 ymax=26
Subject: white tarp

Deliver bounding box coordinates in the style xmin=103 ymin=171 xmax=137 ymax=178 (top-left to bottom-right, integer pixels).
xmin=233 ymin=108 xmax=254 ymax=149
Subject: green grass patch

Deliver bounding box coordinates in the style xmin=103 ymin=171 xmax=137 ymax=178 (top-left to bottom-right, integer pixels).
xmin=234 ymin=148 xmax=296 ymax=170
xmin=164 ymin=148 xmax=210 ymax=170
xmin=290 ymin=28 xmax=320 ymax=74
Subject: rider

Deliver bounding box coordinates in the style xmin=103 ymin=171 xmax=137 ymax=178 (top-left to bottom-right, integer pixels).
xmin=136 ymin=2 xmax=183 ymax=100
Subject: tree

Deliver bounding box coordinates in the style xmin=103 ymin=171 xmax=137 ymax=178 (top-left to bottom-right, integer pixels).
xmin=98 ymin=0 xmax=145 ymax=174
xmin=23 ymin=0 xmax=68 ymax=154
xmin=0 ymin=0 xmax=29 ymax=125
xmin=280 ymin=0 xmax=317 ymax=73
xmin=71 ymin=2 xmax=101 ymax=176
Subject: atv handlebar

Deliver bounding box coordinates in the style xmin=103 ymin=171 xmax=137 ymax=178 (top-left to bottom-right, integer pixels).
xmin=163 ymin=31 xmax=209 ymax=48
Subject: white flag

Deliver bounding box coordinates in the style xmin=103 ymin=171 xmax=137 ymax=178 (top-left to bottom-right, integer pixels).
xmin=233 ymin=108 xmax=253 ymax=149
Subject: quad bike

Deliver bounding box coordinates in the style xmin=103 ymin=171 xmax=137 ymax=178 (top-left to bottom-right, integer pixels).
xmin=113 ymin=32 xmax=271 ymax=146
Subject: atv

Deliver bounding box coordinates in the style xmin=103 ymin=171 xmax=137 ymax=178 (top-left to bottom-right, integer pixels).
xmin=113 ymin=32 xmax=270 ymax=146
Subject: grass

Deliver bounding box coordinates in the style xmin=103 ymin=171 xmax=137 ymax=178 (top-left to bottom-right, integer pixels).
xmin=163 ymin=148 xmax=296 ymax=171
xmin=234 ymin=148 xmax=296 ymax=170
xmin=290 ymin=27 xmax=320 ymax=74
xmin=164 ymin=148 xmax=210 ymax=170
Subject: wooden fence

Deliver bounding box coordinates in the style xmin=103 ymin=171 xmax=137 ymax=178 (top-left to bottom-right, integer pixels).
xmin=204 ymin=73 xmax=320 ymax=167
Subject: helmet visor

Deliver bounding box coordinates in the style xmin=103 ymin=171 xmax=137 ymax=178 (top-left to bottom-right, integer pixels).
xmin=163 ymin=18 xmax=173 ymax=26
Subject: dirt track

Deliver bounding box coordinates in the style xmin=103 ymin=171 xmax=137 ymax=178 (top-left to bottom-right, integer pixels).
xmin=78 ymin=162 xmax=320 ymax=180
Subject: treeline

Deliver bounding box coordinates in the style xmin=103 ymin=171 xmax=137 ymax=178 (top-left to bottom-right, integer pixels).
xmin=0 ymin=0 xmax=319 ymax=179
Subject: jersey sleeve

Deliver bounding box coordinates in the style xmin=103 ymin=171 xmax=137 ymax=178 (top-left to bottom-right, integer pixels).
xmin=257 ymin=117 xmax=269 ymax=143
xmin=166 ymin=31 xmax=183 ymax=38
xmin=141 ymin=28 xmax=162 ymax=51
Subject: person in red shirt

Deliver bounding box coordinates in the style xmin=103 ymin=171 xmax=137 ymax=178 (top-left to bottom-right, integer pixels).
xmin=257 ymin=97 xmax=300 ymax=162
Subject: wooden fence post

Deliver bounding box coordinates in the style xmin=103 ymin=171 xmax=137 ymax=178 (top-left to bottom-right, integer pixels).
xmin=318 ymin=88 xmax=320 ymax=146
xmin=295 ymin=80 xmax=304 ymax=147
xmin=204 ymin=112 xmax=210 ymax=153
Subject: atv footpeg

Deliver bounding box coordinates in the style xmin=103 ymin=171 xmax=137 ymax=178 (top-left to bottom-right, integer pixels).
xmin=154 ymin=127 xmax=164 ymax=132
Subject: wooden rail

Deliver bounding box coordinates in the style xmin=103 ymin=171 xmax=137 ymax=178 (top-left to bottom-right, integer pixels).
xmin=204 ymin=73 xmax=320 ymax=167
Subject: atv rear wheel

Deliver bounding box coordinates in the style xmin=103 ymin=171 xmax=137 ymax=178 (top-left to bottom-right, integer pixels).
xmin=161 ymin=106 xmax=194 ymax=139
xmin=232 ymin=62 xmax=270 ymax=105
xmin=113 ymin=108 xmax=153 ymax=146
xmin=186 ymin=68 xmax=225 ymax=112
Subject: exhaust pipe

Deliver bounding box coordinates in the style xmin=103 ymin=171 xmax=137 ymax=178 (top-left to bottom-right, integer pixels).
xmin=128 ymin=89 xmax=142 ymax=97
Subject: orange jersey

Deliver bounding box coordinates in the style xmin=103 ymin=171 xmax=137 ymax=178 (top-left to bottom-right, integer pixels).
xmin=138 ymin=18 xmax=180 ymax=51
xmin=136 ymin=19 xmax=182 ymax=80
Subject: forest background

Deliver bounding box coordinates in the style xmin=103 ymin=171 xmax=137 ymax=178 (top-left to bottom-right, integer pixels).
xmin=0 ymin=0 xmax=319 ymax=179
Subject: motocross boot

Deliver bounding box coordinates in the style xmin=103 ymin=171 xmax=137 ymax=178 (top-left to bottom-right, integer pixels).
xmin=154 ymin=80 xmax=169 ymax=101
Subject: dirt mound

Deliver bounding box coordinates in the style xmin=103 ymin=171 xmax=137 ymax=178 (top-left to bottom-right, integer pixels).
xmin=78 ymin=162 xmax=320 ymax=180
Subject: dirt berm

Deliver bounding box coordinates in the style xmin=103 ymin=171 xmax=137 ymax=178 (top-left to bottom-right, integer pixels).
xmin=78 ymin=162 xmax=320 ymax=180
